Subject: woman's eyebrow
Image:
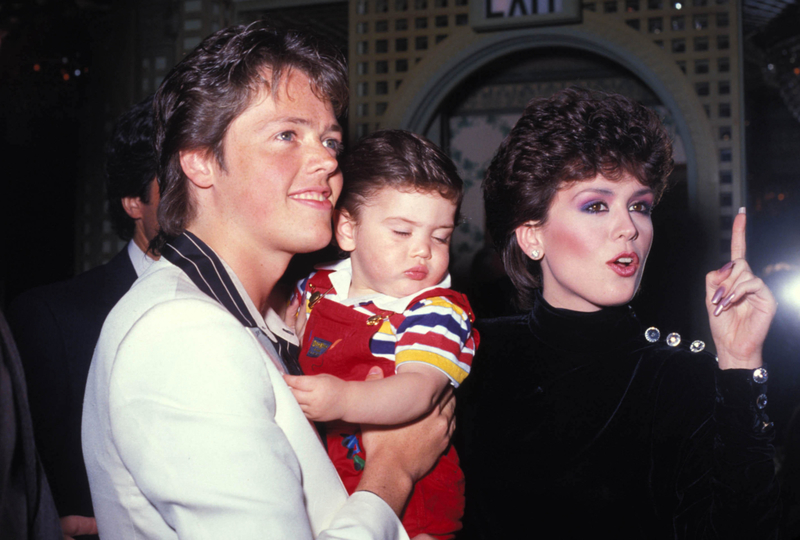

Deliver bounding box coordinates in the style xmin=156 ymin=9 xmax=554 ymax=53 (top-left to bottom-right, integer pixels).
xmin=633 ymin=188 xmax=655 ymax=197
xmin=571 ymin=187 xmax=614 ymax=199
xmin=571 ymin=187 xmax=654 ymax=200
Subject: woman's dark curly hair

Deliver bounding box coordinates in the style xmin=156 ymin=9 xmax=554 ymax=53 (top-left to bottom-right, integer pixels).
xmin=483 ymin=87 xmax=674 ymax=309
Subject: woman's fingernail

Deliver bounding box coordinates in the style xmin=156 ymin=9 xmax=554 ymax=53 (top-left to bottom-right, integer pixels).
xmin=719 ymin=261 xmax=734 ymax=273
xmin=722 ymin=293 xmax=735 ymax=307
xmin=714 ymin=303 xmax=724 ymax=316
xmin=712 ymin=287 xmax=726 ymax=305
xmin=738 ymin=206 xmax=746 ymax=214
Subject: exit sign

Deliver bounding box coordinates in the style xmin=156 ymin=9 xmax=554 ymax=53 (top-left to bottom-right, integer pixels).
xmin=471 ymin=0 xmax=582 ymax=31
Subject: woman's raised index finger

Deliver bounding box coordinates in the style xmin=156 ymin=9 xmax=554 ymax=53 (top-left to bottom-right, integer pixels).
xmin=730 ymin=207 xmax=747 ymax=261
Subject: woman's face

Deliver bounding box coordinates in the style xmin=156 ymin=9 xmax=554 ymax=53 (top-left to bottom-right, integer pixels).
xmin=518 ymin=173 xmax=655 ymax=312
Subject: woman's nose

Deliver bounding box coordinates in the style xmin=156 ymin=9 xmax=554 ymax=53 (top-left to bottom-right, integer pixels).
xmin=613 ymin=210 xmax=639 ymax=241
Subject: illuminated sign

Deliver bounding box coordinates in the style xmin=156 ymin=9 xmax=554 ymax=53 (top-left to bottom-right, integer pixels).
xmin=471 ymin=0 xmax=582 ymax=31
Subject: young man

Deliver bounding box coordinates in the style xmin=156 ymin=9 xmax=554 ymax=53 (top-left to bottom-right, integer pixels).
xmin=81 ymin=21 xmax=453 ymax=539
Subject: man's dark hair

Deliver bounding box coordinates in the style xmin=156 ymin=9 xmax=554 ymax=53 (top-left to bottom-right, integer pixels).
xmin=152 ymin=20 xmax=349 ymax=253
xmin=339 ymin=129 xmax=463 ymax=222
xmin=483 ymin=87 xmax=674 ymax=309
xmin=105 ymin=95 xmax=158 ymax=241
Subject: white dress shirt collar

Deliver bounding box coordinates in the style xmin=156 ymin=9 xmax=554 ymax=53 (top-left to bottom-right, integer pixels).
xmin=127 ymin=240 xmax=156 ymax=278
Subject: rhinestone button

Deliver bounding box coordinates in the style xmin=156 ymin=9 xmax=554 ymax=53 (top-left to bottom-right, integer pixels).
xmin=666 ymin=332 xmax=681 ymax=347
xmin=757 ymin=394 xmax=768 ymax=410
xmin=689 ymin=340 xmax=705 ymax=353
xmin=760 ymin=420 xmax=774 ymax=433
xmin=645 ymin=327 xmax=661 ymax=342
xmin=753 ymin=367 xmax=769 ymax=384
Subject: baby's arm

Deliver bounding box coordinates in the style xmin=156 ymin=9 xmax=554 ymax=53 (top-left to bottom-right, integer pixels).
xmin=283 ymin=364 xmax=450 ymax=424
xmin=286 ymin=293 xmax=474 ymax=424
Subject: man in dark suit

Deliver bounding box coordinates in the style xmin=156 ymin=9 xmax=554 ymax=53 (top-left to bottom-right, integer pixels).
xmin=7 ymin=95 xmax=159 ymax=534
xmin=0 ymin=308 xmax=62 ymax=540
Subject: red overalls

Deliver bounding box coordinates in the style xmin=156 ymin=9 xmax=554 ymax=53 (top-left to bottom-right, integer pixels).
xmin=299 ymin=269 xmax=471 ymax=539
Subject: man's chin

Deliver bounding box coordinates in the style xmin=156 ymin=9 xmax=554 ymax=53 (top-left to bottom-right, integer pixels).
xmin=293 ymin=234 xmax=335 ymax=255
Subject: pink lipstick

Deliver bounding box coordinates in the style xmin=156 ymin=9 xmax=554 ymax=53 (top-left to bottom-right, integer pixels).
xmin=606 ymin=252 xmax=639 ymax=277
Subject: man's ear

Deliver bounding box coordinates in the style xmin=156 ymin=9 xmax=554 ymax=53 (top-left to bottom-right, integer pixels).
xmin=334 ymin=209 xmax=357 ymax=252
xmin=121 ymin=196 xmax=145 ymax=220
xmin=515 ymin=220 xmax=545 ymax=261
xmin=179 ymin=148 xmax=216 ymax=189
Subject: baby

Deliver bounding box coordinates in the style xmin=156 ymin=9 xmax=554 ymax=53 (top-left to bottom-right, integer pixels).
xmin=284 ymin=130 xmax=477 ymax=540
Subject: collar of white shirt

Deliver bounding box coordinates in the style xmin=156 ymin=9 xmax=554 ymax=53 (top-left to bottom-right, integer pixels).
xmin=127 ymin=240 xmax=156 ymax=278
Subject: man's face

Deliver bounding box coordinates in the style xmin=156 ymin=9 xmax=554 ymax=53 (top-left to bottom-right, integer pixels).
xmin=206 ymin=70 xmax=343 ymax=259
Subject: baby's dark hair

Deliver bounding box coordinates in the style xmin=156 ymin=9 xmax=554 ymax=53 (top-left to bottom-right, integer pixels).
xmin=338 ymin=129 xmax=463 ymax=222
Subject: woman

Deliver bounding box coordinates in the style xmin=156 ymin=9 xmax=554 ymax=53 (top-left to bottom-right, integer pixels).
xmin=458 ymin=88 xmax=779 ymax=538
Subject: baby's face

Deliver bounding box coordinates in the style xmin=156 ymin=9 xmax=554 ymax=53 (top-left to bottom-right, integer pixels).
xmin=337 ymin=186 xmax=456 ymax=299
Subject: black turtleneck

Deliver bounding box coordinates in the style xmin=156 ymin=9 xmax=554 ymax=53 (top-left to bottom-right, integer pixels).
xmin=457 ymin=291 xmax=779 ymax=539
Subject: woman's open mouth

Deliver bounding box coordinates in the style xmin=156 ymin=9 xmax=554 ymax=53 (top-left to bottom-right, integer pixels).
xmin=607 ymin=252 xmax=639 ymax=277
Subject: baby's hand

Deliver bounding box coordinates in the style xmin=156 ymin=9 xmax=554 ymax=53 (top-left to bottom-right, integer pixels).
xmin=283 ymin=373 xmax=348 ymax=422
xmin=282 ymin=294 xmax=308 ymax=345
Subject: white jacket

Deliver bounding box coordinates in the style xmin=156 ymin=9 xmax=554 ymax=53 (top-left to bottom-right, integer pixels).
xmin=82 ymin=257 xmax=406 ymax=539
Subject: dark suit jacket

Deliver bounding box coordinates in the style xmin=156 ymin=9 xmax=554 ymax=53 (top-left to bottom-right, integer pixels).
xmin=0 ymin=309 xmax=62 ymax=540
xmin=7 ymin=248 xmax=138 ymax=523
